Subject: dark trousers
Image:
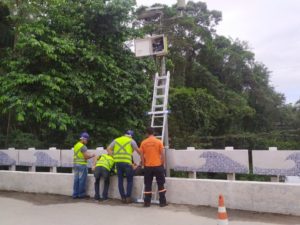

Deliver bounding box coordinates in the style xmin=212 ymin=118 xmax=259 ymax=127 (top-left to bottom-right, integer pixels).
xmin=144 ymin=165 xmax=166 ymax=204
xmin=116 ymin=162 xmax=134 ymax=199
xmin=94 ymin=166 xmax=110 ymax=200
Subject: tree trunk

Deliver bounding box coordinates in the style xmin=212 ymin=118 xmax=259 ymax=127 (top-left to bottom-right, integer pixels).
xmin=5 ymin=111 xmax=11 ymax=147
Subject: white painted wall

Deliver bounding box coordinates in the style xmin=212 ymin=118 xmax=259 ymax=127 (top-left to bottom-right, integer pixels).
xmin=0 ymin=171 xmax=300 ymax=216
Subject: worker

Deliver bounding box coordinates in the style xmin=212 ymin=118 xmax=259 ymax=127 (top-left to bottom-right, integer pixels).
xmin=107 ymin=130 xmax=140 ymax=203
xmin=140 ymin=127 xmax=167 ymax=207
xmin=92 ymin=153 xmax=114 ymax=201
xmin=72 ymin=132 xmax=95 ymax=199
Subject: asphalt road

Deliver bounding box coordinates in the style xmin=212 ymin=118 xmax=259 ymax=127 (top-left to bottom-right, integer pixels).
xmin=0 ymin=191 xmax=299 ymax=225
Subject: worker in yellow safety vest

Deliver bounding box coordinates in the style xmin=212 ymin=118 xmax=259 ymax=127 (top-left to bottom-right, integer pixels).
xmin=107 ymin=130 xmax=140 ymax=203
xmin=92 ymin=153 xmax=114 ymax=201
xmin=72 ymin=132 xmax=95 ymax=199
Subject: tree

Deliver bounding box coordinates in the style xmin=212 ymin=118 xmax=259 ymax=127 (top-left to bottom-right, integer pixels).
xmin=169 ymin=87 xmax=226 ymax=148
xmin=0 ymin=0 xmax=153 ymax=148
xmin=136 ymin=1 xmax=298 ymax=148
xmin=0 ymin=2 xmax=13 ymax=49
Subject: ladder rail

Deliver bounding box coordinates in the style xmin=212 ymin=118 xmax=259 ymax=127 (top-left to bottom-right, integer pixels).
xmin=151 ymin=73 xmax=159 ymax=127
xmin=161 ymin=72 xmax=170 ymax=144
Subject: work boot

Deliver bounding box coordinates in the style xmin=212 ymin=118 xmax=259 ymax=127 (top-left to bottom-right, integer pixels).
xmin=159 ymin=196 xmax=168 ymax=207
xmin=126 ymin=197 xmax=132 ymax=204
xmin=144 ymin=194 xmax=152 ymax=204
xmin=143 ymin=202 xmax=150 ymax=207
xmin=121 ymin=198 xmax=127 ymax=204
xmin=159 ymin=193 xmax=167 ymax=206
xmin=102 ymin=198 xmax=109 ymax=203
xmin=99 ymin=198 xmax=109 ymax=203
xmin=78 ymin=195 xmax=90 ymax=199
xmin=159 ymin=202 xmax=168 ymax=207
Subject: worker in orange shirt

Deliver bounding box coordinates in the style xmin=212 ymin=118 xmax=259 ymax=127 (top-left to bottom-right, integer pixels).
xmin=140 ymin=127 xmax=167 ymax=207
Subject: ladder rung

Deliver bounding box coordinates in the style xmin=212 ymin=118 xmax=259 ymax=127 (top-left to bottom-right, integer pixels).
xmin=148 ymin=111 xmax=168 ymax=115
xmin=155 ymin=85 xmax=165 ymax=89
xmin=154 ymin=104 xmax=164 ymax=108
xmin=152 ymin=125 xmax=163 ymax=128
xmin=155 ymin=136 xmax=162 ymax=139
xmin=157 ymin=76 xmax=167 ymax=80
xmin=155 ymin=95 xmax=164 ymax=98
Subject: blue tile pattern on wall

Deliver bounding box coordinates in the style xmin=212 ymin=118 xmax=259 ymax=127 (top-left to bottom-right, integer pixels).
xmin=254 ymin=152 xmax=300 ymax=176
xmin=34 ymin=151 xmax=59 ymax=167
xmin=0 ymin=152 xmax=16 ymax=165
xmin=174 ymin=151 xmax=248 ymax=173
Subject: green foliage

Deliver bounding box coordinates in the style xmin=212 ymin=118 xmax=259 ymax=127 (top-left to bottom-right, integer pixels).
xmin=169 ymin=87 xmax=226 ymax=148
xmin=0 ymin=0 xmax=152 ymax=148
xmin=4 ymin=130 xmax=44 ymax=149
xmin=0 ymin=0 xmax=299 ymax=151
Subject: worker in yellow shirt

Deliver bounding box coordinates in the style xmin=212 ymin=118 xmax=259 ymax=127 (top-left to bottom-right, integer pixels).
xmin=92 ymin=153 xmax=114 ymax=201
xmin=107 ymin=130 xmax=140 ymax=203
xmin=72 ymin=132 xmax=95 ymax=199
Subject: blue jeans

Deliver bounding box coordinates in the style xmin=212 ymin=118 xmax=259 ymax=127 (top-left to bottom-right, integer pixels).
xmin=72 ymin=164 xmax=88 ymax=198
xmin=116 ymin=162 xmax=134 ymax=199
xmin=94 ymin=166 xmax=110 ymax=200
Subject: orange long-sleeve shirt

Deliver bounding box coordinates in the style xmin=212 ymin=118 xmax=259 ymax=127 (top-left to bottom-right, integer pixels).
xmin=140 ymin=135 xmax=164 ymax=167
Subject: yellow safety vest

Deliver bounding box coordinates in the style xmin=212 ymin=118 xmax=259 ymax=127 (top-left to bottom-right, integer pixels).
xmin=96 ymin=154 xmax=114 ymax=171
xmin=113 ymin=136 xmax=133 ymax=164
xmin=73 ymin=142 xmax=87 ymax=165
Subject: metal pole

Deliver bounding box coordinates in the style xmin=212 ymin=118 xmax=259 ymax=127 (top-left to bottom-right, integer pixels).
xmin=165 ymin=119 xmax=170 ymax=177
xmin=161 ymin=56 xmax=166 ymax=76
xmin=160 ymin=56 xmax=170 ymax=176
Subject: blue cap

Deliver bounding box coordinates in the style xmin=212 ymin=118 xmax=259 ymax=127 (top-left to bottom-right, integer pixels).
xmin=125 ymin=130 xmax=134 ymax=137
xmin=80 ymin=132 xmax=90 ymax=140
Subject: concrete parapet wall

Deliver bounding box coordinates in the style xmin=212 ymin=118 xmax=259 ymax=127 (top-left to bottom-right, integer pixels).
xmin=166 ymin=178 xmax=300 ymax=216
xmin=2 ymin=148 xmax=300 ymax=177
xmin=0 ymin=171 xmax=143 ymax=199
xmin=0 ymin=171 xmax=299 ymax=216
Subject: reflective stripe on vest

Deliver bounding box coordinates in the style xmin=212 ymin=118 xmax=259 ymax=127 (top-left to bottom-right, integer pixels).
xmin=96 ymin=154 xmax=114 ymax=171
xmin=73 ymin=142 xmax=87 ymax=165
xmin=113 ymin=136 xmax=133 ymax=164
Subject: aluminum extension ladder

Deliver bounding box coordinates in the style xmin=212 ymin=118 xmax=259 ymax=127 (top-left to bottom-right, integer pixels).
xmin=148 ymin=71 xmax=170 ymax=144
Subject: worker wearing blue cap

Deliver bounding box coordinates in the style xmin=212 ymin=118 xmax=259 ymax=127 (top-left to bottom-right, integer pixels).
xmin=72 ymin=132 xmax=95 ymax=199
xmin=107 ymin=130 xmax=140 ymax=203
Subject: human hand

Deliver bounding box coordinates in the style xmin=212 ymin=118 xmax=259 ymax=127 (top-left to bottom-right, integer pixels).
xmin=132 ymin=163 xmax=138 ymax=170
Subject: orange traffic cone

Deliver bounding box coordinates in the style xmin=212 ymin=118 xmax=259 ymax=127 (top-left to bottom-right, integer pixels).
xmin=217 ymin=194 xmax=229 ymax=225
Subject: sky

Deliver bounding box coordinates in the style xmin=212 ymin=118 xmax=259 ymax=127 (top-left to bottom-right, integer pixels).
xmin=136 ymin=0 xmax=300 ymax=104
